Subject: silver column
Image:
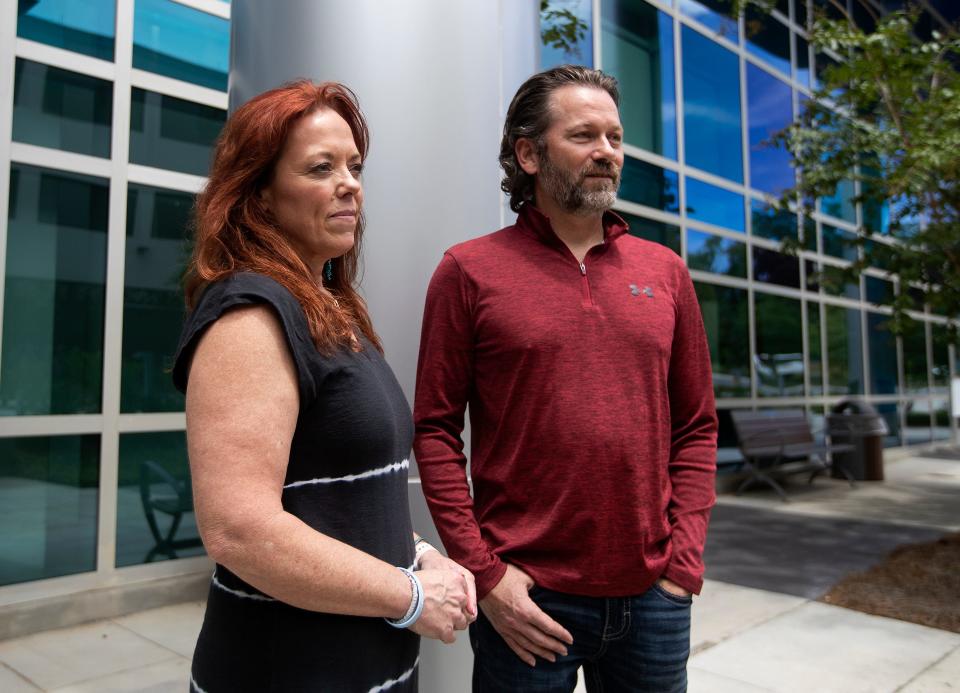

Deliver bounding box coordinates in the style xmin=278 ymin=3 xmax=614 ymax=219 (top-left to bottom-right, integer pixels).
xmin=230 ymin=2 xmax=540 ymax=689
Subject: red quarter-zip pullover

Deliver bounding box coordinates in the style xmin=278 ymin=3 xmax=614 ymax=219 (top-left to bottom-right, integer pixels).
xmin=414 ymin=204 xmax=717 ymax=599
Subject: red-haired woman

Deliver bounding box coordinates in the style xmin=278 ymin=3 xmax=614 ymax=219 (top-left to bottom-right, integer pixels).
xmin=172 ymin=81 xmax=475 ymax=692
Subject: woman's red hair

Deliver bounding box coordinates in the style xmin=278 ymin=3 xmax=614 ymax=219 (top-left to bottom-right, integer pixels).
xmin=186 ymin=80 xmax=381 ymax=353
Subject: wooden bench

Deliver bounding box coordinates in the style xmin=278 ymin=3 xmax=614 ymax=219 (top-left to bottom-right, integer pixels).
xmin=730 ymin=409 xmax=856 ymax=501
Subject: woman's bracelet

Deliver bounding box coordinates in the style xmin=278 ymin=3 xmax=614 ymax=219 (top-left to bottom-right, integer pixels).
xmin=413 ymin=537 xmax=438 ymax=569
xmin=385 ymin=567 xmax=423 ymax=629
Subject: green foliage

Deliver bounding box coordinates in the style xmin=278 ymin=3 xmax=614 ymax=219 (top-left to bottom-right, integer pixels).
xmin=773 ymin=8 xmax=960 ymax=340
xmin=540 ymin=0 xmax=589 ymax=57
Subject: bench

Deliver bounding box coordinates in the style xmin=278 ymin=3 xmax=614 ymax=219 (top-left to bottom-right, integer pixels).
xmin=139 ymin=460 xmax=203 ymax=562
xmin=730 ymin=409 xmax=856 ymax=501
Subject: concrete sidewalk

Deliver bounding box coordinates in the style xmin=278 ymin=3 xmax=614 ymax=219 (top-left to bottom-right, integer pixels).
xmin=1 ymin=451 xmax=958 ymax=692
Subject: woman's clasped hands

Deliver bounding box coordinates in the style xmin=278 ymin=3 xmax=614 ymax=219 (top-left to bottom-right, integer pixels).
xmin=410 ymin=553 xmax=477 ymax=643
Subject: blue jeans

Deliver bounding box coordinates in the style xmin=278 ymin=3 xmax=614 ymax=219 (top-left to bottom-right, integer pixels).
xmin=470 ymin=583 xmax=691 ymax=692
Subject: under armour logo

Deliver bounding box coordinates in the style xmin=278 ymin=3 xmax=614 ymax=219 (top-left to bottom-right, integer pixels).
xmin=630 ymin=284 xmax=654 ymax=298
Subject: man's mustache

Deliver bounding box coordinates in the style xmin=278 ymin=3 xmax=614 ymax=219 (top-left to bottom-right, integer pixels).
xmin=581 ymin=162 xmax=620 ymax=180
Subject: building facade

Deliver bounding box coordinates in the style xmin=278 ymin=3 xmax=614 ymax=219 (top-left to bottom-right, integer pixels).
xmin=0 ymin=0 xmax=955 ymax=657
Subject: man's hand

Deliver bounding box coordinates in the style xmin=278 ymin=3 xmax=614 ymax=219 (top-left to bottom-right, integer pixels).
xmin=656 ymin=577 xmax=692 ymax=598
xmin=418 ymin=549 xmax=478 ymax=622
xmin=479 ymin=564 xmax=573 ymax=666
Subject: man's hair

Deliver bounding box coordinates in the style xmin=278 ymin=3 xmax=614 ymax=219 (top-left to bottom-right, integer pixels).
xmin=499 ymin=65 xmax=620 ymax=213
xmin=187 ymin=80 xmax=381 ymax=353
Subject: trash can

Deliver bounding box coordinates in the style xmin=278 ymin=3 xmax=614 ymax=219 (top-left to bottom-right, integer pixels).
xmin=827 ymin=400 xmax=889 ymax=480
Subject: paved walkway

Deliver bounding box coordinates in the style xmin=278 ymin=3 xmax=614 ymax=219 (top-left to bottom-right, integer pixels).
xmin=1 ymin=451 xmax=958 ymax=692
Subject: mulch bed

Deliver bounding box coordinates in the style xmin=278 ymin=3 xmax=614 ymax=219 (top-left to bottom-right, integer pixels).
xmin=820 ymin=532 xmax=960 ymax=633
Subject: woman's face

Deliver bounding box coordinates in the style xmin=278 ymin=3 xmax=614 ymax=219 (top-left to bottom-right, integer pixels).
xmin=261 ymin=107 xmax=364 ymax=279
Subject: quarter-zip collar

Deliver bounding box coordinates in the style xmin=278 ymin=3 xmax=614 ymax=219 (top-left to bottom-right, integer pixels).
xmin=516 ymin=203 xmax=630 ymax=251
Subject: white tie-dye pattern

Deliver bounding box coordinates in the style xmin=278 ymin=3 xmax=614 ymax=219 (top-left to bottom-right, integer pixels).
xmin=367 ymin=656 xmax=420 ymax=693
xmin=283 ymin=459 xmax=409 ymax=490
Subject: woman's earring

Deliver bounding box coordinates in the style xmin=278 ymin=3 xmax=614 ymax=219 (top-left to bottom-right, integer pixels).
xmin=324 ymin=259 xmax=333 ymax=283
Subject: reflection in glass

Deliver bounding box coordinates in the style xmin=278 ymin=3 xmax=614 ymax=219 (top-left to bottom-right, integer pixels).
xmin=752 ymin=246 xmax=800 ymax=288
xmin=904 ymin=403 xmax=932 ymax=445
xmin=619 ymin=157 xmax=679 ymax=213
xmin=902 ymin=321 xmax=928 ymax=395
xmin=747 ymin=64 xmax=794 ymax=196
xmin=0 ymin=435 xmax=99 ymax=586
xmin=825 ymin=305 xmax=863 ymax=395
xmin=134 ymin=0 xmax=229 ymax=91
xmin=687 ymin=230 xmax=746 ymax=277
xmin=122 ymin=184 xmax=192 ymax=413
xmin=16 ymin=0 xmax=115 ymax=60
xmin=864 ymin=275 xmax=894 ymax=306
xmin=694 ymin=282 xmax=751 ymax=397
xmin=931 ymin=324 xmax=950 ymax=391
xmin=751 ymin=201 xmax=796 ymax=242
xmin=877 ymin=403 xmax=901 ymax=448
xmin=820 ymin=264 xmax=860 ymax=300
xmin=130 ymin=88 xmax=225 ymax=176
xmin=807 ymin=301 xmax=823 ymax=395
xmin=686 ymin=177 xmax=745 ymax=232
xmin=821 ymin=224 xmax=858 ymax=261
xmin=679 ymin=0 xmax=738 ymax=41
xmin=755 ymin=293 xmax=804 ymax=396
xmin=601 ymin=0 xmax=676 ymax=158
xmin=804 ymin=260 xmax=819 ymax=292
xmin=13 ymin=59 xmax=112 ymax=158
xmin=822 ymin=178 xmax=856 ymax=223
xmin=542 ymin=0 xmax=594 ymax=70
xmin=802 ymin=215 xmax=816 ymax=251
xmin=745 ymin=7 xmax=791 ymax=77
xmin=716 ymin=408 xmax=747 ymax=466
xmin=620 ymin=212 xmax=680 ymax=255
xmin=1 ymin=164 xmax=107 ymax=415
xmin=682 ymin=26 xmax=743 ymax=182
xmin=116 ymin=432 xmax=204 ymax=567
xmin=932 ymin=399 xmax=951 ymax=441
xmin=867 ymin=312 xmax=899 ymax=395
xmin=795 ymin=34 xmax=811 ymax=87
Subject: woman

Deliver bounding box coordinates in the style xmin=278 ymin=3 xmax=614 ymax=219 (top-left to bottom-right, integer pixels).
xmin=173 ymin=81 xmax=475 ymax=692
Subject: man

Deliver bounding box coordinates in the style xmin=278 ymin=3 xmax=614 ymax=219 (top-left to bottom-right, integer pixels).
xmin=414 ymin=65 xmax=717 ymax=692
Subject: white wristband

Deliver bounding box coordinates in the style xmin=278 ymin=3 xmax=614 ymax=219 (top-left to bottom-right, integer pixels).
xmin=414 ymin=538 xmax=438 ymax=569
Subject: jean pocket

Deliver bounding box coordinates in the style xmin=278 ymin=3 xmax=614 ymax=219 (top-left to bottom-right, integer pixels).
xmin=650 ymin=583 xmax=693 ymax=606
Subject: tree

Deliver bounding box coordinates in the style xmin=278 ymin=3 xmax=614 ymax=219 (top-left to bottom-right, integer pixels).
xmin=772 ymin=6 xmax=960 ymax=341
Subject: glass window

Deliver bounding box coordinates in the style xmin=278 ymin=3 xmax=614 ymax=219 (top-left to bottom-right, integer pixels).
xmin=807 ymin=301 xmax=823 ymax=395
xmin=116 ymin=431 xmax=204 ymax=567
xmin=746 ymin=64 xmax=794 ymax=196
xmin=12 ymin=59 xmax=112 ymax=159
xmin=932 ymin=399 xmax=951 ymax=441
xmin=130 ymin=88 xmax=225 ymax=176
xmin=16 ymin=0 xmax=115 ymax=61
xmin=902 ymin=320 xmax=929 ymax=395
xmin=931 ymin=324 xmax=950 ymax=392
xmin=694 ymin=282 xmax=751 ymax=397
xmin=795 ymin=34 xmax=811 ymax=87
xmin=602 ymin=0 xmax=676 ymax=159
xmin=122 ymin=184 xmax=192 ymax=413
xmin=864 ymin=275 xmax=894 ymax=306
xmin=716 ymin=409 xmax=746 ymax=467
xmin=619 ymin=157 xmax=679 ymax=213
xmin=751 ymin=200 xmax=796 ymax=242
xmin=821 ymin=224 xmax=858 ymax=261
xmin=903 ymin=403 xmax=931 ymax=445
xmin=796 ymin=0 xmax=808 ymax=29
xmin=134 ymin=0 xmax=229 ymax=91
xmin=804 ymin=260 xmax=819 ymax=292
xmin=820 ymin=264 xmax=860 ymax=300
xmin=679 ymin=0 xmax=738 ymax=41
xmin=752 ymin=246 xmax=800 ymax=288
xmin=687 ymin=230 xmax=747 ymax=277
xmin=685 ymin=176 xmax=745 ymax=232
xmin=802 ymin=215 xmax=816 ymax=251
xmin=821 ymin=178 xmax=856 ymax=223
xmin=542 ymin=0 xmax=594 ymax=69
xmin=745 ymin=7 xmax=791 ymax=77
xmin=755 ymin=293 xmax=804 ymax=396
xmin=682 ymin=26 xmax=743 ymax=183
xmin=825 ymin=304 xmax=864 ymax=395
xmin=0 ymin=435 xmax=99 ymax=586
xmin=620 ymin=212 xmax=680 ymax=255
xmin=867 ymin=312 xmax=899 ymax=395
xmin=2 ymin=164 xmax=107 ymax=415
xmin=877 ymin=403 xmax=901 ymax=448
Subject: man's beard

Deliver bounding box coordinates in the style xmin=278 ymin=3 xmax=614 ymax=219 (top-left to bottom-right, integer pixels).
xmin=538 ymin=148 xmax=621 ymax=216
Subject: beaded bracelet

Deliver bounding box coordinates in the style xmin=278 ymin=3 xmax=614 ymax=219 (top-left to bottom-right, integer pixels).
xmin=385 ymin=567 xmax=424 ymax=629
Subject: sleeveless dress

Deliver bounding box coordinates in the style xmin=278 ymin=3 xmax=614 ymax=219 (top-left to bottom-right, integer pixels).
xmin=172 ymin=273 xmax=419 ymax=692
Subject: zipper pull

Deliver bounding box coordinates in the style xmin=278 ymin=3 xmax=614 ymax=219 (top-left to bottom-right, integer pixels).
xmin=579 ymin=261 xmax=586 ymax=275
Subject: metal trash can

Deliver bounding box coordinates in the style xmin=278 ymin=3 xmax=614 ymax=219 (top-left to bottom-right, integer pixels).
xmin=827 ymin=400 xmax=889 ymax=480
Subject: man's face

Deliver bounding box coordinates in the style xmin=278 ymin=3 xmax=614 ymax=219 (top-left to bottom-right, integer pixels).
xmin=534 ymin=85 xmax=624 ymax=215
